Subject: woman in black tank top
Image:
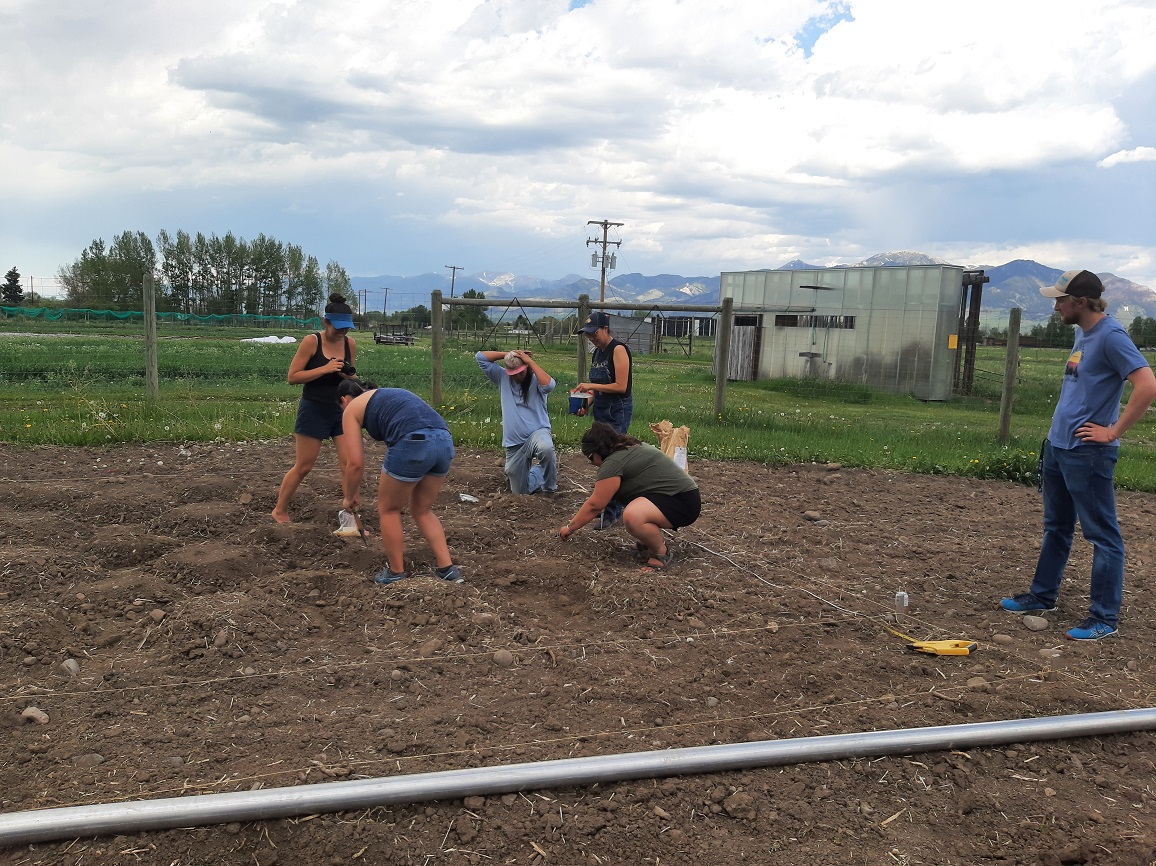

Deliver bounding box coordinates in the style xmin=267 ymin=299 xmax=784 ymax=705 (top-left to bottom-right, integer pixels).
xmin=272 ymin=294 xmax=360 ymax=523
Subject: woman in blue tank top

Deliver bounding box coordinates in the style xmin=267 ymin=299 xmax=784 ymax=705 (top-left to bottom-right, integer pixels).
xmin=337 ymin=381 xmax=462 ymax=586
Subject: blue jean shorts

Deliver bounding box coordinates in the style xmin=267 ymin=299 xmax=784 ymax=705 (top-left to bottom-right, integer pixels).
xmin=383 ymin=428 xmax=455 ymax=482
xmin=294 ymin=398 xmax=344 ymax=440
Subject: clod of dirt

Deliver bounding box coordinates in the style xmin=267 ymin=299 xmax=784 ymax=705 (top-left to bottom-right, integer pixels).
xmin=20 ymin=707 xmax=49 ymax=725
xmin=992 ymin=634 xmax=1013 ymax=645
xmin=1023 ymin=615 xmax=1049 ymax=631
xmin=803 ymin=510 xmax=822 ymax=521
xmin=492 ymin=649 xmax=515 ymax=667
xmin=72 ymin=753 xmax=104 ymax=767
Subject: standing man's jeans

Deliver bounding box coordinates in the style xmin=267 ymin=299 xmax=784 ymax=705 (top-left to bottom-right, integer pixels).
xmin=504 ymin=427 xmax=557 ymax=494
xmin=1029 ymin=441 xmax=1124 ymax=626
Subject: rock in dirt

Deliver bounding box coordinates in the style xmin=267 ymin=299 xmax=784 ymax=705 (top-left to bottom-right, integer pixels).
xmin=60 ymin=658 xmax=81 ymax=677
xmin=492 ymin=649 xmax=515 ymax=668
xmin=20 ymin=707 xmax=50 ymax=725
xmin=966 ymin=677 xmax=990 ymax=691
xmin=72 ymin=753 xmax=104 ymax=768
xmin=1023 ymin=615 xmax=1049 ymax=631
xmin=802 ymin=510 xmax=822 ymax=521
xmin=992 ymin=634 xmax=1014 ymax=645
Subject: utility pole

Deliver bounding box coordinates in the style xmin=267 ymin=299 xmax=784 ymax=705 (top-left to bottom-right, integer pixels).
xmin=445 ymin=265 xmax=462 ymax=331
xmin=586 ymin=220 xmax=623 ymax=304
xmin=381 ymin=287 xmax=390 ymax=317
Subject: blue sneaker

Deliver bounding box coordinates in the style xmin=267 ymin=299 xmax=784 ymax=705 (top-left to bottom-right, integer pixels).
xmin=373 ymin=568 xmax=409 ymax=585
xmin=435 ymin=565 xmax=465 ymax=584
xmin=1000 ymin=593 xmax=1056 ymax=613
xmin=1065 ymin=619 xmax=1118 ymax=641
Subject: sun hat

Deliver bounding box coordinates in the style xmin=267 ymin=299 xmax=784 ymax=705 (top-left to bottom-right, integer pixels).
xmin=503 ymin=351 xmax=527 ymax=375
xmin=1040 ymin=270 xmax=1103 ymax=299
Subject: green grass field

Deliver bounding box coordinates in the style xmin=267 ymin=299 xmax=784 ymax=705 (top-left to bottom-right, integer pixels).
xmin=3 ymin=327 xmax=1156 ymax=491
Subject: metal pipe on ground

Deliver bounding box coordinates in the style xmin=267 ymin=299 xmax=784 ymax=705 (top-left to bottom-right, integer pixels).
xmin=3 ymin=708 xmax=1154 ymax=847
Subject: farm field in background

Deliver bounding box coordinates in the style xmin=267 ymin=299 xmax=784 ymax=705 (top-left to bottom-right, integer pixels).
xmin=3 ymin=328 xmax=1156 ymax=491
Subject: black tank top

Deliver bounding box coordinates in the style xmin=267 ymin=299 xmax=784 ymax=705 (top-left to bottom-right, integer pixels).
xmin=301 ymin=333 xmax=351 ymax=404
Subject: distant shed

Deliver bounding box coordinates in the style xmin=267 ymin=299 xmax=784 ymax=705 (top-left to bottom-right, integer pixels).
xmin=719 ymin=265 xmax=967 ymax=400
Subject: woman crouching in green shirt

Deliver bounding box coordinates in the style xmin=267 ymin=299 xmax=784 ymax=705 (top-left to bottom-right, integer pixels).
xmin=560 ymin=421 xmax=700 ymax=571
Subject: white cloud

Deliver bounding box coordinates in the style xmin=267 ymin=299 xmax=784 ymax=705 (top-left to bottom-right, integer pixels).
xmin=1100 ymin=146 xmax=1156 ymax=168
xmin=1 ymin=0 xmax=1155 ymax=291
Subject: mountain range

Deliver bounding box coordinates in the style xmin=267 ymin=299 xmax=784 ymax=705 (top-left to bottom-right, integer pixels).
xmin=351 ymin=252 xmax=1156 ymax=325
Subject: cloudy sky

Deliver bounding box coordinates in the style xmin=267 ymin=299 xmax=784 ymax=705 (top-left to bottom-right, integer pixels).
xmin=3 ymin=0 xmax=1155 ymax=299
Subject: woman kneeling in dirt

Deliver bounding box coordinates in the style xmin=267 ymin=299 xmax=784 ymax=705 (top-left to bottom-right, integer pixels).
xmin=337 ymin=381 xmax=463 ymax=585
xmin=559 ymin=421 xmax=700 ymax=571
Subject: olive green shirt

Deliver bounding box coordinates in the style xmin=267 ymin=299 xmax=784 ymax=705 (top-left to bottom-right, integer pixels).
xmin=596 ymin=443 xmax=697 ymax=503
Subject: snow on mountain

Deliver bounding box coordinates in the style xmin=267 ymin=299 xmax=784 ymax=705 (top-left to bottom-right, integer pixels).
xmin=352 ymin=254 xmax=1154 ymax=323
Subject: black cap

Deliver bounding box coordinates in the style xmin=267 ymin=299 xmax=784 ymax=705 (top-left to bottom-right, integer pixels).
xmin=578 ymin=311 xmax=611 ymax=334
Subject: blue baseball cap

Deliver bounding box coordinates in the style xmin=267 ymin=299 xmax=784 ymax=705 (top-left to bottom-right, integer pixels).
xmin=325 ymin=313 xmax=356 ymax=330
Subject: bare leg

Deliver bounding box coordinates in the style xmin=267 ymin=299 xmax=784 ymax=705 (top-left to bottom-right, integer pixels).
xmin=622 ymin=498 xmax=674 ymax=558
xmin=272 ymin=435 xmax=323 ymax=523
xmin=376 ymin=472 xmax=415 ymax=573
xmin=409 ymin=474 xmax=453 ymax=568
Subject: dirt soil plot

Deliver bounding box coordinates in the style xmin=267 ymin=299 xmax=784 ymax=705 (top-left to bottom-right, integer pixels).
xmin=2 ymin=440 xmax=1155 ymax=866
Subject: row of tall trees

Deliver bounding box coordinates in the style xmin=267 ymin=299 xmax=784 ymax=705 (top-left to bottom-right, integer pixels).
xmin=57 ymin=230 xmax=351 ymax=317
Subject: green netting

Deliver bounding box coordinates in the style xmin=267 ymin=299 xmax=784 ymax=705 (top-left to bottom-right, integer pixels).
xmin=1 ymin=306 xmax=322 ymax=328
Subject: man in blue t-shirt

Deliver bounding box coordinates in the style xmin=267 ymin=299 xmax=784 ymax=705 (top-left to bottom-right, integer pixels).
xmin=1001 ymin=270 xmax=1156 ymax=640
xmin=476 ymin=349 xmax=558 ymax=495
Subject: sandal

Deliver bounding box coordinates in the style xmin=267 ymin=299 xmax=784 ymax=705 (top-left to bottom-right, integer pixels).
xmin=641 ymin=549 xmax=674 ymax=572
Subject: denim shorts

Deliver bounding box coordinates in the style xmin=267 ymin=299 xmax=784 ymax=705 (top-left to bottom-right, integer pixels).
xmin=294 ymin=398 xmax=344 ymax=440
xmin=383 ymin=428 xmax=455 ymax=482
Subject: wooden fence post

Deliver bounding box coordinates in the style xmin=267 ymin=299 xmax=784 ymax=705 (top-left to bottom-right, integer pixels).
xmin=431 ymin=290 xmax=443 ymax=406
xmin=576 ymin=294 xmax=590 ymax=383
xmin=713 ymin=296 xmax=734 ymax=417
xmin=143 ymin=273 xmax=159 ymax=405
xmin=998 ymin=307 xmax=1021 ymax=444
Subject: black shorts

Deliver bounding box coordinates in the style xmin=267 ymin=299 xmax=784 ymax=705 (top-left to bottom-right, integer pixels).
xmin=641 ymin=488 xmax=701 ymax=529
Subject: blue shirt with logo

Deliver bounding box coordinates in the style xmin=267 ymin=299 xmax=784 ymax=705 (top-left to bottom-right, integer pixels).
xmin=1048 ymin=316 xmax=1149 ymax=450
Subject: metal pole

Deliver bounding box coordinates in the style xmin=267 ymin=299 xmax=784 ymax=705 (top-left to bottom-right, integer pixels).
xmin=2 ymin=709 xmax=1154 ymax=846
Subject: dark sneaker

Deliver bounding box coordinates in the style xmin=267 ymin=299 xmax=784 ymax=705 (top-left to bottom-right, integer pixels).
xmin=373 ymin=568 xmax=409 ymax=585
xmin=436 ymin=565 xmax=465 ymax=584
xmin=1000 ymin=593 xmax=1056 ymax=613
xmin=1065 ymin=619 xmax=1118 ymax=641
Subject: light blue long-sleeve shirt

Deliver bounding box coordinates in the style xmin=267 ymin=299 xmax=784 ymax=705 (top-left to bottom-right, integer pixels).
xmin=476 ymin=352 xmax=555 ymax=447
